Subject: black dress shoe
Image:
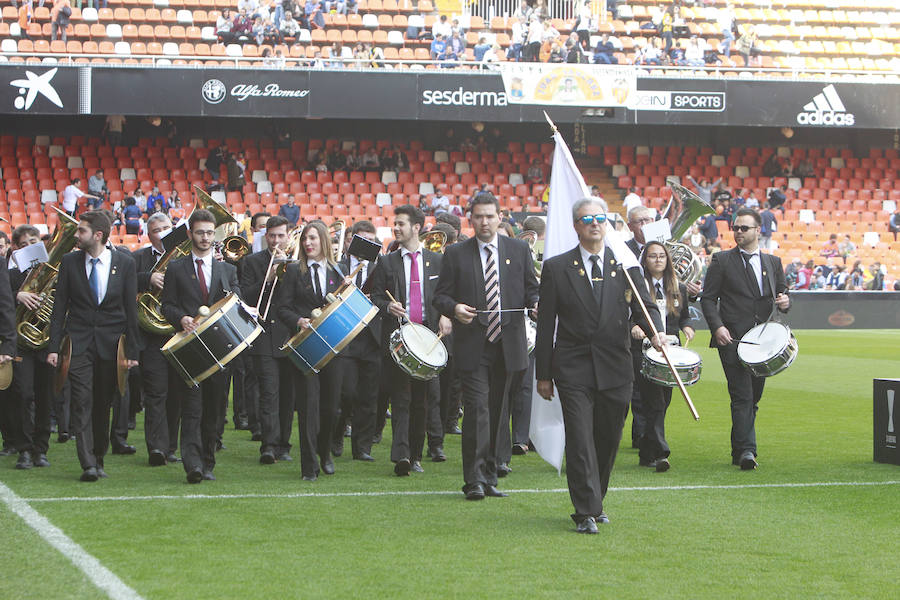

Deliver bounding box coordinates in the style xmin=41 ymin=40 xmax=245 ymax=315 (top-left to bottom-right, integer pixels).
xmin=15 ymin=451 xmax=33 ymax=470
xmin=187 ymin=468 xmax=203 ymax=484
xmin=276 ymin=452 xmax=293 ymax=462
xmin=128 ymin=418 xmax=136 ymax=431
xmin=260 ymin=451 xmax=276 ymax=465
xmin=57 ymin=433 xmax=70 ymax=444
xmin=97 ymin=468 xmax=108 ymax=478
xmin=148 ymin=450 xmax=167 ymax=467
xmin=394 ymin=458 xmax=411 ymax=476
xmin=302 ymin=474 xmax=317 ymax=482
xmin=464 ymin=482 xmax=485 ymax=500
xmin=372 ymin=430 xmax=383 ymax=445
xmin=321 ymin=458 xmax=335 ymax=475
xmin=0 ymin=446 xmax=16 ymax=456
xmin=411 ymin=460 xmax=424 ymax=473
xmin=576 ymin=517 xmax=599 ymax=534
xmin=484 ymin=484 xmax=508 ymax=498
xmin=80 ymin=467 xmax=99 ymax=482
xmin=33 ymin=453 xmax=50 ymax=468
xmin=343 ymin=424 xmax=352 ymax=438
xmin=739 ymin=451 xmax=758 ymax=470
xmin=655 ymin=457 xmax=671 ymax=472
xmin=331 ymin=439 xmax=344 ymax=457
xmin=445 ymin=423 xmax=462 ymax=435
xmin=112 ymin=444 xmax=136 ymax=455
xmin=597 ymin=512 xmax=610 ymax=524
xmin=250 ymin=431 xmax=263 ymax=442
xmin=216 ymin=440 xmax=225 ymax=452
xmin=497 ymin=463 xmax=511 ymax=478
xmin=202 ymin=471 xmax=216 ymax=481
xmin=353 ymin=452 xmax=375 ymax=462
xmin=429 ymin=447 xmax=447 ymax=462
xmin=167 ymin=453 xmax=181 ymax=463
xmin=512 ymin=443 xmax=528 ymax=456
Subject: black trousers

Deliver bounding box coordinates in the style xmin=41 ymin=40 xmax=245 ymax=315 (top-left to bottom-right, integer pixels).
xmin=629 ymin=347 xmax=646 ymax=444
xmin=110 ymin=374 xmax=131 ymax=449
xmin=335 ymin=354 xmax=379 ymax=457
xmin=636 ymin=374 xmax=672 ymax=462
xmin=376 ymin=351 xmax=392 ymax=437
xmin=459 ymin=341 xmax=515 ymax=488
xmin=68 ymin=353 xmax=118 ymax=471
xmin=439 ymin=354 xmax=461 ymax=432
xmin=180 ymin=370 xmax=226 ymax=474
xmin=54 ymin=380 xmax=71 ymax=437
xmin=512 ymin=354 xmax=535 ymax=447
xmin=140 ymin=342 xmax=179 ymax=455
xmin=12 ymin=352 xmax=52 ymax=455
xmin=557 ymin=380 xmax=631 ymax=522
xmin=389 ymin=362 xmax=439 ymax=463
xmin=0 ymin=387 xmax=14 ymax=449
xmin=254 ymin=355 xmax=293 ymax=455
xmin=288 ymin=368 xmax=318 ymax=477
xmin=315 ymin=360 xmax=344 ymax=463
xmin=718 ymin=343 xmax=766 ymax=460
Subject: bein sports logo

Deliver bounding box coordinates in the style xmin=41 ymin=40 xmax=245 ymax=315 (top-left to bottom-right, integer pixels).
xmin=9 ymin=68 xmax=64 ymax=111
xmin=796 ymin=84 xmax=855 ymax=126
xmin=202 ymin=79 xmax=227 ymax=104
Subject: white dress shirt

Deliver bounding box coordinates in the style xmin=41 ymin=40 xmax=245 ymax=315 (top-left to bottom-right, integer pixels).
xmin=741 ymin=249 xmax=763 ymax=293
xmin=191 ymin=252 xmax=212 ymax=290
xmin=651 ymin=276 xmax=667 ymax=315
xmin=349 ymin=255 xmax=369 ymax=286
xmin=400 ymin=244 xmax=425 ymax=313
xmin=307 ymin=258 xmax=327 ymax=300
xmin=84 ymin=248 xmax=112 ymax=303
xmin=579 ymin=244 xmax=605 ymax=290
xmin=478 ymin=236 xmax=502 ymax=310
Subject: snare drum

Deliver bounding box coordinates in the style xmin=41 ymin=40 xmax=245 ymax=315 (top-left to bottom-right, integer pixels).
xmin=737 ymin=321 xmax=798 ymax=377
xmin=162 ymin=294 xmax=262 ymax=387
xmin=641 ymin=345 xmax=702 ymax=387
xmin=389 ymin=323 xmax=448 ymax=381
xmin=281 ymin=281 xmax=379 ymax=374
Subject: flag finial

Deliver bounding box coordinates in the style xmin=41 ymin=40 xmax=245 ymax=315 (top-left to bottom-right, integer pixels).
xmin=543 ymin=110 xmax=558 ymax=134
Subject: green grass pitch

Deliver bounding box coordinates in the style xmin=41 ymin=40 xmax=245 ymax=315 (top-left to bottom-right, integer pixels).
xmin=1 ymin=329 xmax=898 ymax=599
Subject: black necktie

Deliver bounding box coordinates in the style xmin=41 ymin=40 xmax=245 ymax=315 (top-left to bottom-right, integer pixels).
xmin=742 ymin=252 xmax=761 ymax=296
xmin=589 ymin=255 xmax=603 ymax=305
xmin=356 ymin=262 xmax=364 ymax=288
xmin=655 ymin=281 xmax=663 ymax=300
xmin=311 ymin=263 xmax=322 ymax=303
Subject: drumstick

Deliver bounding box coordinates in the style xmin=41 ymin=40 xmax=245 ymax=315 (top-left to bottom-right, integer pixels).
xmin=385 ymin=289 xmax=426 ymax=344
xmin=427 ymin=331 xmax=444 ymax=354
xmin=738 ymin=340 xmax=761 ymax=345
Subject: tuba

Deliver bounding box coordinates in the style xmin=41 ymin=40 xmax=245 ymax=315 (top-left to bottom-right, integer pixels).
xmin=15 ymin=207 xmax=80 ymax=350
xmin=137 ymin=187 xmax=239 ymax=335
xmin=419 ymin=230 xmax=447 ymax=254
xmin=661 ymin=180 xmax=716 ymax=286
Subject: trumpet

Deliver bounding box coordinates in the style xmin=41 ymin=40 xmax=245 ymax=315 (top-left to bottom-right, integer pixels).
xmin=330 ymin=220 xmax=346 ymax=262
xmin=419 ymin=230 xmax=447 ymax=254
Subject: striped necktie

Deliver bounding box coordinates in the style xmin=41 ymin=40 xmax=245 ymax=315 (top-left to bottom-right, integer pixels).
xmin=484 ymin=244 xmax=500 ymax=343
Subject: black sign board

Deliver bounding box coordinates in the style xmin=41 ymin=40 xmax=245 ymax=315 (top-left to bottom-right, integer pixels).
xmin=874 ymin=379 xmax=900 ymax=466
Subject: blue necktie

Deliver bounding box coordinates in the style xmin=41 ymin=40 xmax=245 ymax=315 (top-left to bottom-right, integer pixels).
xmin=89 ymin=257 xmax=101 ymax=304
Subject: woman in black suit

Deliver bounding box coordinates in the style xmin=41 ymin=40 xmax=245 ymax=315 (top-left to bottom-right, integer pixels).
xmin=277 ymin=221 xmax=347 ymax=481
xmin=631 ymin=241 xmax=695 ymax=472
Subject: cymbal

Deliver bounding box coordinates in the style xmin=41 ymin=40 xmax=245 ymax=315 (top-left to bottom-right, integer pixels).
xmin=116 ymin=334 xmax=128 ymax=396
xmin=53 ymin=336 xmax=72 ymax=396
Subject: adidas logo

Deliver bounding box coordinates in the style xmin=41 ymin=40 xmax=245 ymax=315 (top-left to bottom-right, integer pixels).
xmin=796 ymin=84 xmax=855 ymax=126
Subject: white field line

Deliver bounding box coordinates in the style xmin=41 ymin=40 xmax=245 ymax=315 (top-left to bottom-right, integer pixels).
xmin=20 ymin=479 xmax=900 ymax=503
xmin=0 ymin=481 xmax=145 ymax=600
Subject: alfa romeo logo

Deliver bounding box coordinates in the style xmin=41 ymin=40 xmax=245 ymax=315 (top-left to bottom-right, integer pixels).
xmin=202 ymin=79 xmax=227 ymax=104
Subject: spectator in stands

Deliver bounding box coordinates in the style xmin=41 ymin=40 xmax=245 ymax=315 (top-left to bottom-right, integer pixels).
xmin=17 ymin=0 xmax=34 ymax=42
xmin=432 ymin=14 xmax=452 ymax=40
xmin=699 ymin=214 xmax=718 ymax=246
xmin=216 ymin=9 xmax=238 ymax=44
xmin=783 ymin=258 xmax=800 ymax=288
xmin=889 ymin=209 xmax=900 ymax=241
xmin=470 ymin=37 xmax=490 ymax=63
xmin=547 ymin=40 xmax=565 ymax=63
xmin=820 ymin=233 xmax=839 ymax=258
xmin=686 ymin=175 xmax=721 ymax=205
xmin=239 ymin=0 xmax=259 ymax=15
xmin=541 ymin=19 xmax=560 ymax=45
xmin=736 ymin=25 xmax=759 ymax=67
xmin=811 ymin=267 xmax=827 ymax=290
xmin=271 ymin=0 xmax=285 ymax=29
xmin=390 ymin=145 xmax=409 ymax=171
xmin=314 ymin=156 xmax=329 ymax=173
xmin=352 ymin=42 xmax=367 ymax=66
xmin=328 ymin=42 xmax=346 ymax=67
xmin=87 ymin=169 xmax=107 ymax=208
xmin=759 ymin=203 xmax=776 ymax=249
xmin=430 ymin=33 xmax=447 ymax=61
xmin=431 ymin=191 xmax=450 ymax=215
xmin=122 ymin=197 xmax=143 ymax=235
xmin=345 ymin=147 xmax=360 ymax=170
xmin=592 ymin=33 xmax=617 ymax=64
xmin=574 ymin=1 xmax=595 ymax=46
xmin=717 ymin=3 xmax=735 ymax=57
xmin=169 ymin=195 xmax=186 ymax=223
xmin=794 ymin=260 xmax=814 ymax=290
xmin=327 ymin=147 xmax=346 ymax=171
xmin=636 ymin=39 xmax=663 ymax=66
xmin=206 ymin=144 xmax=226 ymax=181
xmin=795 ymin=159 xmax=814 ymax=180
xmin=50 ymin=0 xmax=71 ymax=42
xmin=527 ymin=158 xmax=544 ymax=184
xmin=621 ymin=187 xmax=641 ymax=213
xmin=133 ymin=189 xmax=147 ymax=213
xmin=0 ymin=231 xmax=8 ymax=259
xmin=305 ymin=0 xmax=324 ymax=30
xmin=713 ymin=181 xmax=732 ymax=206
xmin=838 ymin=234 xmax=855 ymax=262
xmin=768 ymin=185 xmax=787 ymax=211
xmin=668 ymin=41 xmax=686 ymax=66
xmin=514 ymin=0 xmax=532 ymax=24
xmin=867 ymin=263 xmax=885 ymax=291
xmin=508 ymin=19 xmax=526 ymax=61
xmin=659 ymin=5 xmax=674 ymax=59
xmin=226 ymin=153 xmax=245 ymax=191
xmin=525 ymin=17 xmax=543 ymax=62
xmin=278 ymin=194 xmax=300 ymax=225
xmin=435 ymin=212 xmax=461 ymax=241
xmin=684 ymin=37 xmax=704 ymax=67
xmin=825 ymin=265 xmax=847 ymax=290
xmin=848 ymin=260 xmax=864 ymax=289
xmin=533 ymin=0 xmax=550 ymax=21
xmin=688 ymin=224 xmax=706 ymax=254
xmin=448 ymin=30 xmax=466 ymax=59
xmin=279 ymin=11 xmax=301 ymax=42
xmin=62 ymin=178 xmax=99 ymax=217
xmin=147 ymin=187 xmax=167 ymax=215
xmin=361 ymin=147 xmax=380 ymax=172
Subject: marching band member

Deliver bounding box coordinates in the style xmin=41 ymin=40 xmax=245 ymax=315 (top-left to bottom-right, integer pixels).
xmin=160 ymin=209 xmax=241 ymax=484
xmin=434 ymin=193 xmax=539 ymax=500
xmin=239 ymin=215 xmax=294 ymax=465
xmin=276 ymin=221 xmax=345 ymax=481
xmin=371 ymin=206 xmax=451 ymax=476
xmin=335 ymin=220 xmax=382 ymax=463
xmin=133 ymin=212 xmax=180 ymax=466
xmin=701 ymin=208 xmax=790 ymax=470
xmin=630 ymin=241 xmax=694 ymax=472
xmin=47 ymin=211 xmax=140 ymax=482
xmin=535 ymin=197 xmax=664 ymax=533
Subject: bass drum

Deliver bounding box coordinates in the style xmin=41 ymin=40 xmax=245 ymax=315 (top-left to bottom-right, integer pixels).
xmin=162 ymin=294 xmax=262 ymax=387
xmin=389 ymin=323 xmax=448 ymax=381
xmin=641 ymin=345 xmax=702 ymax=387
xmin=737 ymin=321 xmax=798 ymax=377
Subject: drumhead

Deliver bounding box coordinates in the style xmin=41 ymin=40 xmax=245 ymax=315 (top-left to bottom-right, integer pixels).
xmin=738 ymin=322 xmax=790 ymax=364
xmin=400 ymin=323 xmax=447 ymax=366
xmin=645 ymin=346 xmax=701 ymax=367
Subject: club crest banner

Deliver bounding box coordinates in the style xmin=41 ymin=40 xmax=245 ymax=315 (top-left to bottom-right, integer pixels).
xmin=497 ymin=64 xmax=636 ymax=107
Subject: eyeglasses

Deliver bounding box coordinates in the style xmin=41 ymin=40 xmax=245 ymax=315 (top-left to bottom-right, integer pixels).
xmin=576 ymin=214 xmax=608 ymax=226
xmin=732 ymin=225 xmax=757 ymax=233
xmin=645 ymin=253 xmax=668 ymax=261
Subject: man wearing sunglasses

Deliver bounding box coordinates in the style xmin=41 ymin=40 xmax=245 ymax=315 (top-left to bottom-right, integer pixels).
xmin=535 ymin=197 xmax=664 ymax=534
xmin=701 ymin=208 xmax=790 ymax=471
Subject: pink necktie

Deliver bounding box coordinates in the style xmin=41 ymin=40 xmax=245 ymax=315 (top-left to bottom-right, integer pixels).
xmin=408 ymin=251 xmax=423 ymax=324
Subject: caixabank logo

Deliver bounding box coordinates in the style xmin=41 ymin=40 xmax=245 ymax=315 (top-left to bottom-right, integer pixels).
xmin=796 ymin=84 xmax=855 ymax=126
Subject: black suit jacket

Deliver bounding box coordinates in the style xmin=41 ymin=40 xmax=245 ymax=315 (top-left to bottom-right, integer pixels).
xmin=240 ymin=248 xmax=292 ymax=356
xmin=337 ymin=255 xmax=382 ymax=357
xmin=48 ymin=249 xmax=140 ymax=361
xmin=370 ymin=248 xmax=441 ymax=342
xmin=10 ymin=265 xmax=47 ymax=359
xmin=160 ymin=254 xmax=241 ymax=333
xmin=276 ymin=261 xmax=345 ymax=334
xmin=0 ymin=258 xmax=18 ymax=357
xmin=133 ymin=245 xmax=164 ymax=294
xmin=535 ymin=246 xmax=663 ymax=391
xmin=433 ymin=235 xmax=539 ymax=373
xmin=701 ymin=247 xmax=790 ymax=348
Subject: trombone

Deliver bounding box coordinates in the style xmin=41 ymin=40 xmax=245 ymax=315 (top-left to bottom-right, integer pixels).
xmin=255 ymin=225 xmax=304 ymax=322
xmin=330 ymin=220 xmax=346 ymax=262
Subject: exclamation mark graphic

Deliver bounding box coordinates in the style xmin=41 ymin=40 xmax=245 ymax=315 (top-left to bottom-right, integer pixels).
xmin=888 ymin=390 xmax=895 ymax=434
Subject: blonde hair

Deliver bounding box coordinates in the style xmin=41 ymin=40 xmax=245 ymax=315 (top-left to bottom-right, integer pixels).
xmin=297 ymin=220 xmax=336 ymax=273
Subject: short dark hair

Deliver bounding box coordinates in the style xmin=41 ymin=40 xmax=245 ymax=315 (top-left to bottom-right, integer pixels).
xmin=252 ymin=211 xmax=270 ymax=229
xmin=265 ymin=215 xmax=289 ymax=231
xmin=189 ymin=209 xmax=216 ymax=230
xmin=435 ymin=211 xmax=461 ymax=234
xmin=471 ymin=191 xmax=500 ymax=214
xmin=81 ymin=210 xmax=111 ymax=244
xmin=522 ymin=216 xmax=545 ymax=236
xmin=734 ymin=207 xmax=761 ymax=227
xmin=394 ymin=204 xmax=425 ymax=230
xmin=351 ymin=220 xmax=376 ymax=235
xmin=125 ymin=196 xmax=135 ymax=206
xmin=11 ymin=225 xmax=38 ymax=247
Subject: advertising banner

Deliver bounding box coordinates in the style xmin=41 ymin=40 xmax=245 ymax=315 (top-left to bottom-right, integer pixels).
xmin=0 ymin=65 xmax=83 ymax=115
xmin=497 ymin=63 xmax=635 ymax=107
xmin=874 ymin=379 xmax=899 ymax=466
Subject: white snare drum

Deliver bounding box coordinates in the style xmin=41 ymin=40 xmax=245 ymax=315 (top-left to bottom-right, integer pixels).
xmin=389 ymin=323 xmax=448 ymax=381
xmin=641 ymin=345 xmax=702 ymax=387
xmin=737 ymin=322 xmax=798 ymax=377
xmin=525 ymin=318 xmax=536 ymax=355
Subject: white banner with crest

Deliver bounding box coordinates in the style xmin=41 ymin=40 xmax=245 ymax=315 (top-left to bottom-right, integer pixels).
xmin=497 ymin=63 xmax=636 ymax=107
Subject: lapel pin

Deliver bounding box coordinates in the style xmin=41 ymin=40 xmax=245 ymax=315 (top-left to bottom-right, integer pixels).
xmin=426 ymin=261 xmax=430 ymax=267
xmin=578 ymin=268 xmax=585 ymax=277
xmin=762 ymin=270 xmax=767 ymax=276
xmin=111 ymin=266 xmax=117 ymax=276
xmin=610 ymin=258 xmax=615 ymax=264
xmin=573 ymin=260 xmax=578 ymax=265
xmin=611 ymin=271 xmax=617 ymax=277
xmin=505 ymin=258 xmax=510 ymax=265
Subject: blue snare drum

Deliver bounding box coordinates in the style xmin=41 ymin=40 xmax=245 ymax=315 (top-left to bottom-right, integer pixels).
xmin=280 ymin=282 xmax=379 ymax=374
